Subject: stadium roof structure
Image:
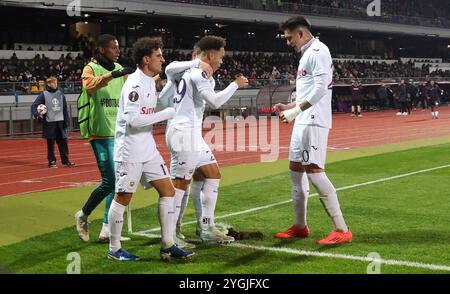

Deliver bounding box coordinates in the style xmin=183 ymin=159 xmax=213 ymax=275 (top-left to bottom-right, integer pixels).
xmin=3 ymin=0 xmax=450 ymax=38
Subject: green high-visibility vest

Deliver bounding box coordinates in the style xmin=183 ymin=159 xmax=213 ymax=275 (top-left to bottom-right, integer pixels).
xmin=77 ymin=61 xmax=125 ymax=139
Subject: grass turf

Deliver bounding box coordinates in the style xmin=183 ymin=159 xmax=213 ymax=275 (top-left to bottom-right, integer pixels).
xmin=0 ymin=143 xmax=450 ymax=273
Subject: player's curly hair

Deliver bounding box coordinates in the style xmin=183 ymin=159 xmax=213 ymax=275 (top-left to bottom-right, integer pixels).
xmin=132 ymin=37 xmax=164 ymax=65
xmin=196 ymin=36 xmax=226 ymax=53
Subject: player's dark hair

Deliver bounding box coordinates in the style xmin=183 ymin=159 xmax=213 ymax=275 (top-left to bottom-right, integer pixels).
xmin=132 ymin=37 xmax=164 ymax=65
xmin=196 ymin=36 xmax=226 ymax=52
xmin=96 ymin=34 xmax=117 ymax=48
xmin=280 ymin=16 xmax=312 ymax=31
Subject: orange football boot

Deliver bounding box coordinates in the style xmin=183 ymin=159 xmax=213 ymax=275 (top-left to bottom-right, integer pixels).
xmin=317 ymin=230 xmax=352 ymax=245
xmin=274 ymin=225 xmax=310 ymax=239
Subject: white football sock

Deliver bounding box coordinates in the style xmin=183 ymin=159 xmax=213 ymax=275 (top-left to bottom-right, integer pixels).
xmin=159 ymin=196 xmax=175 ymax=249
xmin=173 ymin=188 xmax=185 ymax=232
xmin=432 ymin=111 xmax=435 ymax=118
xmin=191 ymin=181 xmax=204 ymax=221
xmin=108 ymin=200 xmax=126 ymax=253
xmin=435 ymin=111 xmax=439 ymax=117
xmin=201 ymin=179 xmax=220 ymax=228
xmin=102 ymin=222 xmax=109 ymax=232
xmin=290 ymin=170 xmax=309 ymax=229
xmin=177 ymin=185 xmax=190 ymax=227
xmin=307 ymin=172 xmax=348 ymax=232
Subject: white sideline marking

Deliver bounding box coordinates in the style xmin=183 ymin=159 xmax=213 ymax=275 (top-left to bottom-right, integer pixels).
xmin=136 ymin=163 xmax=450 ymax=235
xmin=229 ymin=243 xmax=450 ymax=272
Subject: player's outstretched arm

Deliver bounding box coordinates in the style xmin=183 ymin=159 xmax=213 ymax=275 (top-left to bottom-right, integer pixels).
xmin=165 ymin=60 xmax=213 ymax=81
xmin=125 ymin=108 xmax=175 ymax=128
xmin=122 ymin=86 xmax=175 ymax=128
xmin=198 ymin=74 xmax=248 ymax=109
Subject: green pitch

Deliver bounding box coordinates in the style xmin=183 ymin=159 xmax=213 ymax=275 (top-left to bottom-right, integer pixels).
xmin=1 ymin=140 xmax=450 ymax=274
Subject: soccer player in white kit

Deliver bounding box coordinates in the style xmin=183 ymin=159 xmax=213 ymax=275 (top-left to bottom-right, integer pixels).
xmin=108 ymin=37 xmax=194 ymax=261
xmin=159 ymin=45 xmax=211 ymax=247
xmin=274 ymin=16 xmax=352 ymax=245
xmin=166 ymin=36 xmax=248 ymax=243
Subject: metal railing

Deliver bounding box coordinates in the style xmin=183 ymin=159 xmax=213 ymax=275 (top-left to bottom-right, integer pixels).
xmin=1 ymin=77 xmax=449 ymax=98
xmin=0 ymin=103 xmax=80 ymax=137
xmin=0 ymin=81 xmax=82 ymax=96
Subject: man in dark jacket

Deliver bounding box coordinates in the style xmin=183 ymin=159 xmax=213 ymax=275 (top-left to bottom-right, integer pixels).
xmin=31 ymin=76 xmax=75 ymax=168
xmin=427 ymin=80 xmax=441 ymax=119
xmin=395 ymin=79 xmax=408 ymax=116
xmin=350 ymin=81 xmax=363 ymax=117
xmin=376 ymin=83 xmax=389 ymax=110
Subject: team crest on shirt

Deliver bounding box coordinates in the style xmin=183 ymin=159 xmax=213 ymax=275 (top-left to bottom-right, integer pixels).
xmin=201 ymin=71 xmax=208 ymax=79
xmin=297 ymin=70 xmax=308 ymax=77
xmin=128 ymin=91 xmax=139 ymax=102
xmin=130 ymin=181 xmax=135 ymax=187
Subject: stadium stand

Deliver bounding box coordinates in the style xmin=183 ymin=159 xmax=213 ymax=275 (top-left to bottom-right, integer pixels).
xmin=164 ymin=0 xmax=450 ymax=28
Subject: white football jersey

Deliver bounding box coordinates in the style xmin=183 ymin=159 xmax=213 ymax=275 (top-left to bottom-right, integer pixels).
xmin=114 ymin=68 xmax=159 ymax=163
xmin=168 ymin=67 xmax=211 ymax=132
xmin=295 ymin=38 xmax=333 ymax=129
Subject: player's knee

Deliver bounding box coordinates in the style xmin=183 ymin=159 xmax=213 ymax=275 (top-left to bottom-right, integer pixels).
xmin=289 ymin=161 xmax=304 ymax=172
xmin=207 ymin=170 xmax=221 ymax=179
xmin=160 ymin=186 xmax=175 ymax=197
xmin=115 ymin=193 xmax=132 ymax=206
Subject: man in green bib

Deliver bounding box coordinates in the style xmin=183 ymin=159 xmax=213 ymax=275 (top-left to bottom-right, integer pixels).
xmin=75 ymin=34 xmax=134 ymax=242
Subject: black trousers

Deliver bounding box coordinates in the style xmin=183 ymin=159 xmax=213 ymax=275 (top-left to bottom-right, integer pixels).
xmin=47 ymin=138 xmax=69 ymax=164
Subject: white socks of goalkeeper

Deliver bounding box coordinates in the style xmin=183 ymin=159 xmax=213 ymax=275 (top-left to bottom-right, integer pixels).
xmin=200 ymin=179 xmax=220 ymax=228
xmin=108 ymin=200 xmax=125 ymax=253
xmin=307 ymin=172 xmax=349 ymax=232
xmin=159 ymin=196 xmax=175 ymax=249
xmin=290 ymin=171 xmax=309 ymax=229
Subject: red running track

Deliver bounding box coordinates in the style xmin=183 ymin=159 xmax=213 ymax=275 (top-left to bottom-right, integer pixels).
xmin=1 ymin=108 xmax=450 ymax=197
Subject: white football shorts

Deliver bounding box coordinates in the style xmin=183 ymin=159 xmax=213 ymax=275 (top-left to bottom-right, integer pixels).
xmin=289 ymin=124 xmax=329 ymax=169
xmin=166 ymin=126 xmax=217 ymax=180
xmin=115 ymin=154 xmax=170 ymax=193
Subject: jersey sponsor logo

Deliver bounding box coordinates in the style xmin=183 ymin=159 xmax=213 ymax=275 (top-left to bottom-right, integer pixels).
xmin=100 ymin=98 xmax=119 ymax=107
xmin=312 ymin=48 xmax=320 ymax=52
xmin=140 ymin=107 xmax=155 ymax=115
xmin=311 ymin=145 xmax=318 ymax=150
xmin=128 ymin=91 xmax=139 ymax=102
xmin=132 ymin=85 xmax=140 ymax=89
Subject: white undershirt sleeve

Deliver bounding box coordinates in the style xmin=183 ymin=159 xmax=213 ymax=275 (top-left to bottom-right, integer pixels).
xmin=193 ymin=70 xmax=239 ymax=109
xmin=165 ymin=60 xmax=200 ymax=81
